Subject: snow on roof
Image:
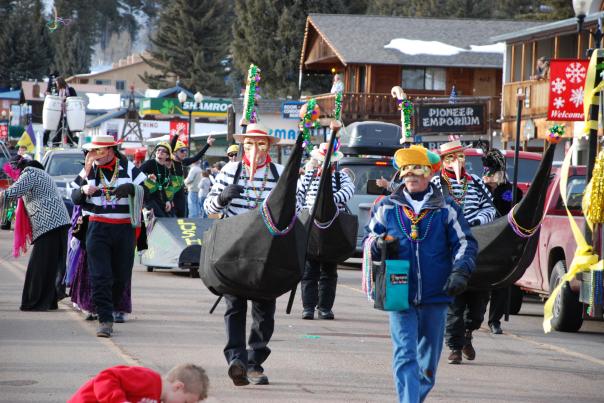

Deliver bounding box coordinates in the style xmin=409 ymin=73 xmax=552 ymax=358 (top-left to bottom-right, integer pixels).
xmin=384 ymin=39 xmax=505 ymax=57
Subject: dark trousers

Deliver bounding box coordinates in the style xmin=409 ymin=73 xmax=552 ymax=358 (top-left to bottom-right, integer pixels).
xmin=223 ymin=294 xmax=276 ymax=372
xmin=488 ymin=287 xmax=508 ymax=327
xmin=301 ymin=259 xmax=338 ymax=312
xmin=21 ymin=226 xmax=68 ymax=311
xmin=445 ymin=290 xmax=489 ymax=350
xmin=86 ymin=222 xmax=135 ymax=323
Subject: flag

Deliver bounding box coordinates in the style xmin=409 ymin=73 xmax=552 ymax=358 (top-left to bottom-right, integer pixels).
xmin=17 ymin=122 xmax=36 ymax=153
xmin=449 ymin=85 xmax=458 ymax=104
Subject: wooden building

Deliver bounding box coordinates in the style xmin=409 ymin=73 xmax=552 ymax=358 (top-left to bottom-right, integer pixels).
xmin=299 ymin=14 xmax=540 ymax=144
xmin=494 ymin=5 xmax=604 ymax=154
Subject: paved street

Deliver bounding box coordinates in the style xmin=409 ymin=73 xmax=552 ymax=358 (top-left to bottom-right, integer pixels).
xmin=1 ymin=229 xmax=603 ymax=403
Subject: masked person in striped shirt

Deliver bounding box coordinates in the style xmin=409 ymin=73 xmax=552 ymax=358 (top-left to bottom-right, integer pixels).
xmin=203 ymin=123 xmax=283 ymax=386
xmin=71 ymin=135 xmax=147 ymax=338
xmin=431 ymin=140 xmax=496 ymax=365
xmin=296 ymin=142 xmax=354 ymax=320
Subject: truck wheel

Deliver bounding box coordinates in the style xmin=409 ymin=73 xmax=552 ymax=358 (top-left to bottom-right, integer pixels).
xmin=146 ymin=266 xmax=154 ymax=272
xmin=549 ymin=260 xmax=583 ymax=332
xmin=509 ymin=285 xmax=523 ymax=315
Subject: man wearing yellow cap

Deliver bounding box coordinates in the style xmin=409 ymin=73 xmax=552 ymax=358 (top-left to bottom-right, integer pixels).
xmin=227 ymin=144 xmax=240 ymax=162
xmin=364 ymin=145 xmax=477 ymax=403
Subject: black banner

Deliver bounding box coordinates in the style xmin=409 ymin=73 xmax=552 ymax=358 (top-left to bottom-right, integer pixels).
xmin=416 ymin=103 xmax=486 ymax=134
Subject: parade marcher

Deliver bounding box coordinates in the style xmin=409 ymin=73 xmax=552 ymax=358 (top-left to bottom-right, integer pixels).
xmin=68 ymin=363 xmax=209 ymax=403
xmin=184 ymin=160 xmax=203 ymax=218
xmin=140 ymin=142 xmax=175 ymax=218
xmin=296 ymin=142 xmax=354 ymax=320
xmin=481 ymin=148 xmax=523 ymax=335
xmin=364 ymin=145 xmax=477 ymax=403
xmin=170 ymin=134 xmax=215 ymax=217
xmin=204 ymin=123 xmax=283 ymax=386
xmin=227 ymin=144 xmax=240 ymax=162
xmin=0 ymin=156 xmax=70 ymax=311
xmin=71 ymin=134 xmax=146 ymax=338
xmin=431 ymin=140 xmax=496 ymax=365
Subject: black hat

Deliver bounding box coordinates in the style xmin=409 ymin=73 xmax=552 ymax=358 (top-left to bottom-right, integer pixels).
xmin=482 ymin=149 xmax=506 ymax=176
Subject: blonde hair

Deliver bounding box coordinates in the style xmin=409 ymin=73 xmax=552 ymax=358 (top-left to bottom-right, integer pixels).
xmin=166 ymin=363 xmax=209 ymax=400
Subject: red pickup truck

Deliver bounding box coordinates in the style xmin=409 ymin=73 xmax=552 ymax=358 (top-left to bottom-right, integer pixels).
xmin=514 ymin=165 xmax=595 ymax=332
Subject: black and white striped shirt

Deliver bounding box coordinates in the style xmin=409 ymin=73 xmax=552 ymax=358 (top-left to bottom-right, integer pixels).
xmin=296 ymin=169 xmax=354 ymax=212
xmin=73 ymin=158 xmax=146 ymax=221
xmin=204 ymin=161 xmax=284 ymax=218
xmin=431 ymin=172 xmax=496 ymax=226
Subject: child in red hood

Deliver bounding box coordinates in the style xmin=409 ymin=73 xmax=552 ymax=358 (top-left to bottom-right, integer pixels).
xmin=68 ymin=363 xmax=208 ymax=403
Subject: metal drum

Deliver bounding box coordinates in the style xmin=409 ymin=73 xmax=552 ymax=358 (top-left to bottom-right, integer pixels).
xmin=42 ymin=95 xmax=62 ymax=131
xmin=65 ymin=97 xmax=86 ymax=132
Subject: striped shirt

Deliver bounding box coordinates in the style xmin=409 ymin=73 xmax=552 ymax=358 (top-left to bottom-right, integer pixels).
xmin=204 ymin=161 xmax=284 ymax=218
xmin=73 ymin=158 xmax=146 ymax=221
xmin=296 ymin=169 xmax=354 ymax=212
xmin=431 ymin=172 xmax=496 ymax=225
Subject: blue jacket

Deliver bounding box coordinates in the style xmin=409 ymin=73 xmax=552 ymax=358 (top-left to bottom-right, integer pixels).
xmin=364 ymin=183 xmax=477 ymax=305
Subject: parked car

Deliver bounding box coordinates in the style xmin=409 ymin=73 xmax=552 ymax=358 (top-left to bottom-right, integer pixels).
xmin=514 ymin=165 xmax=596 ymax=332
xmin=41 ymin=149 xmax=84 ymax=216
xmin=338 ymin=121 xmax=543 ymax=254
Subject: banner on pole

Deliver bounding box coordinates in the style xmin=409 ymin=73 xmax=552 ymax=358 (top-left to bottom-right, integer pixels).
xmin=548 ymin=59 xmax=589 ymax=121
xmin=169 ymin=119 xmax=189 ymax=144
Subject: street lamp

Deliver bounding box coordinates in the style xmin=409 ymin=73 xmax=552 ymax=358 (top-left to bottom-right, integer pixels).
xmin=178 ymin=90 xmax=204 ymax=153
xmin=574 ymin=0 xmax=601 ymax=48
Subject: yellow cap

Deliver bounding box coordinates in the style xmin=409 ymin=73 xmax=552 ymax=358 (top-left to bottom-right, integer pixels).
xmin=227 ymin=144 xmax=239 ymax=154
xmin=173 ymin=140 xmax=186 ymax=153
xmin=394 ymin=145 xmax=431 ymax=168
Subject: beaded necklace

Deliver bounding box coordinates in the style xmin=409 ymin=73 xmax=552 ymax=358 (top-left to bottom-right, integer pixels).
xmin=442 ymin=174 xmax=468 ymax=206
xmin=97 ymin=158 xmax=119 ymax=208
xmin=395 ymin=205 xmax=435 ymax=242
xmin=261 ymin=201 xmax=297 ymax=236
xmin=241 ymin=164 xmax=269 ymax=209
xmin=155 ymin=161 xmax=171 ymax=191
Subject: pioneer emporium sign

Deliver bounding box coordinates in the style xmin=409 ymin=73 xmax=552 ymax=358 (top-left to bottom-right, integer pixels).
xmin=416 ymin=103 xmax=487 ymax=134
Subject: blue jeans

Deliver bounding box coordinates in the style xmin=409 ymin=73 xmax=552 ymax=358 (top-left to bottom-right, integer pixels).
xmin=187 ymin=191 xmax=200 ymax=218
xmin=389 ymin=303 xmax=448 ymax=403
xmin=198 ymin=196 xmax=207 ymax=218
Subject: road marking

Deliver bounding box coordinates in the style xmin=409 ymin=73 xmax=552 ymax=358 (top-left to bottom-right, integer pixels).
xmin=0 ymin=257 xmax=141 ymax=366
xmin=339 ymin=283 xmax=364 ymax=294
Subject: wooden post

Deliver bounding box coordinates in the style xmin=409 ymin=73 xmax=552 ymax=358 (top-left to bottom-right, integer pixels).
xmin=520 ymin=43 xmax=526 ymax=81
xmin=554 ymin=36 xmax=559 ymax=58
xmin=532 ymin=41 xmax=537 ymax=78
xmin=510 ymin=44 xmax=516 ymax=82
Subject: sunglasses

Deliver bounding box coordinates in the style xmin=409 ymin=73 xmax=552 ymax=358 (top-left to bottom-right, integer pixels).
xmin=228 ymin=153 xmax=237 ymax=158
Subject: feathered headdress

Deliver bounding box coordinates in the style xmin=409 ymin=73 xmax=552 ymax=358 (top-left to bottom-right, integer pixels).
xmin=482 ymin=148 xmax=506 ymax=176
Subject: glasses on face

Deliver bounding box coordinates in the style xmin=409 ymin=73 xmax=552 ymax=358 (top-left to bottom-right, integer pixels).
xmin=178 ymin=149 xmax=188 ymax=154
xmin=243 ymin=139 xmax=269 ymax=152
xmin=399 ymin=164 xmax=431 ymax=177
xmin=443 ymin=153 xmax=465 ymax=163
xmin=228 ymin=153 xmax=237 ymax=158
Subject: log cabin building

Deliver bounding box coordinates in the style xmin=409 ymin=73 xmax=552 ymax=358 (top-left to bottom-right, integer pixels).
xmin=299 ymin=14 xmax=540 ymax=147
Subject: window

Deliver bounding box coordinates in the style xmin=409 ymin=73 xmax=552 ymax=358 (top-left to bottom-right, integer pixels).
xmin=555 ymin=177 xmax=585 ymax=211
xmin=95 ymin=79 xmax=111 ymax=86
xmin=115 ymin=80 xmax=126 ymax=90
xmin=402 ymin=67 xmax=446 ymax=90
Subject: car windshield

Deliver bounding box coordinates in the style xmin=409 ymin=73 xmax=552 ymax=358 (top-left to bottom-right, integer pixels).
xmin=46 ymin=154 xmax=84 ymax=177
xmin=465 ymin=156 xmax=541 ymax=183
xmin=340 ymin=163 xmax=396 ymax=195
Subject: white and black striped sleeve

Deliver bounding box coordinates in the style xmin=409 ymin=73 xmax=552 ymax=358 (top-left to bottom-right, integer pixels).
xmin=333 ymin=171 xmax=354 ymax=205
xmin=203 ymin=166 xmax=230 ymax=215
xmin=3 ymin=169 xmax=35 ymax=201
xmin=473 ymin=175 xmax=497 ymax=225
xmin=296 ymin=171 xmax=313 ymax=212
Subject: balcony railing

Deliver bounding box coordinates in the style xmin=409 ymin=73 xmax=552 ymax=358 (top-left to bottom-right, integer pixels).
xmin=303 ymin=92 xmax=501 ymax=130
xmin=502 ymin=80 xmax=549 ymax=122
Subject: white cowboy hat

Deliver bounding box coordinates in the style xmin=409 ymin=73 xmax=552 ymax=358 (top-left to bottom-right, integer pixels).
xmin=82 ymin=134 xmax=120 ymax=150
xmin=233 ymin=123 xmax=280 ymax=144
xmin=438 ymin=139 xmax=470 ymax=156
xmin=310 ymin=142 xmax=343 ymax=163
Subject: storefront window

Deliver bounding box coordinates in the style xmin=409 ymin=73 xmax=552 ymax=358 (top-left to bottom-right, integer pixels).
xmin=402 ymin=67 xmax=446 ymax=90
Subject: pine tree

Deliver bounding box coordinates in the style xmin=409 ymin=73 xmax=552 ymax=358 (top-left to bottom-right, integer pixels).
xmin=143 ymin=0 xmax=229 ymax=95
xmin=0 ymin=0 xmax=53 ymax=88
xmin=52 ymin=0 xmax=98 ymax=76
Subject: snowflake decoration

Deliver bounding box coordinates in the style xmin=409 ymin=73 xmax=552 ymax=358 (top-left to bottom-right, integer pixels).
xmin=553 ymin=97 xmax=565 ymax=109
xmin=569 ymin=87 xmax=584 ymax=108
xmin=551 ymin=77 xmax=566 ymax=94
xmin=565 ymin=62 xmax=586 ymax=84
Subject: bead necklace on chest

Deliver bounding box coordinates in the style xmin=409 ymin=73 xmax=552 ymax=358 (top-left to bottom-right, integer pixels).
xmin=395 ymin=204 xmax=435 ymax=242
xmin=241 ymin=164 xmax=269 ymax=209
xmin=442 ymin=173 xmax=468 ymax=206
xmin=155 ymin=161 xmax=171 ymax=191
xmin=97 ymin=158 xmax=119 ymax=208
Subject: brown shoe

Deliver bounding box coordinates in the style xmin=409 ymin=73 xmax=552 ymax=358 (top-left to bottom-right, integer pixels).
xmin=447 ymin=350 xmax=462 ymax=364
xmin=462 ymin=342 xmax=476 ymax=360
